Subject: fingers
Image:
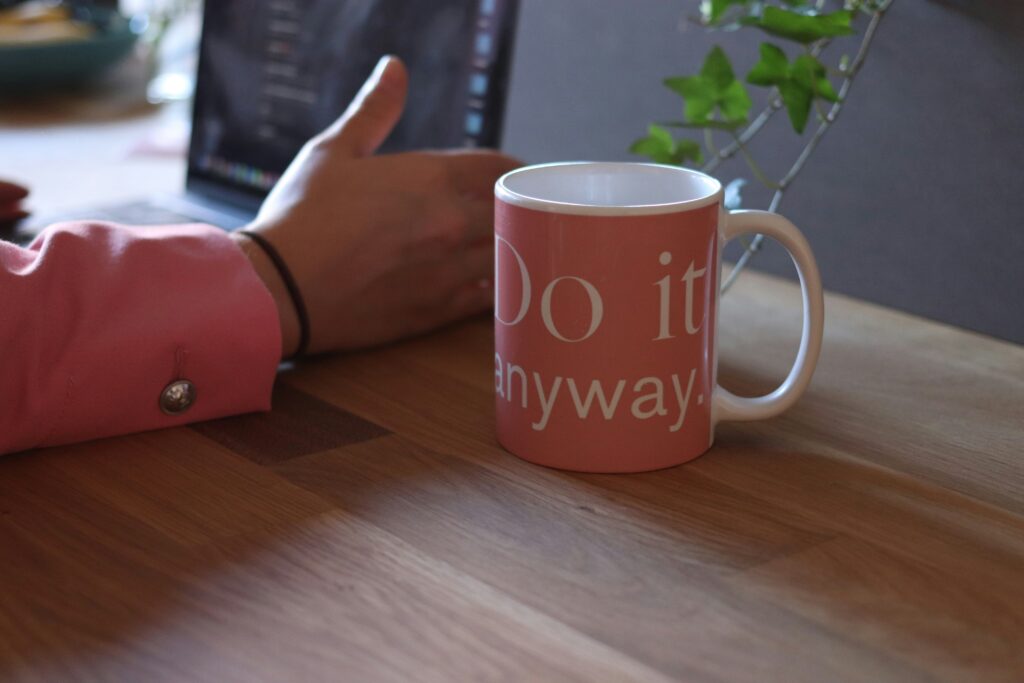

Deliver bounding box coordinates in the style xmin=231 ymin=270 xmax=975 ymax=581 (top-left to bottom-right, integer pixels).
xmin=366 ymin=257 xmax=491 ymax=345
xmin=394 ymin=280 xmax=491 ymax=345
xmin=320 ymin=55 xmax=409 ymax=158
xmin=445 ymin=281 xmax=494 ymax=320
xmin=406 ymin=194 xmax=493 ymax=260
xmin=460 ymin=242 xmax=494 ymax=284
xmin=0 ymin=209 xmax=28 ymax=224
xmin=0 ymin=180 xmax=28 ymax=204
xmin=403 ymin=242 xmax=492 ymax=293
xmin=0 ymin=180 xmax=29 ymax=225
xmin=461 ymin=196 xmax=496 ymax=245
xmin=442 ymin=150 xmax=522 ymax=198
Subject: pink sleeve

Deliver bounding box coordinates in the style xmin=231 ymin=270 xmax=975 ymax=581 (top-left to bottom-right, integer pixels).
xmin=0 ymin=221 xmax=281 ymax=455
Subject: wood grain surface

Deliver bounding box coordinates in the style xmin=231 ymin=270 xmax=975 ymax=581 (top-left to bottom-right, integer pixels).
xmin=1 ymin=269 xmax=1021 ymax=682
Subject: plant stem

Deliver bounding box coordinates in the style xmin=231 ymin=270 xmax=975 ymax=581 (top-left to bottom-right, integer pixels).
xmin=813 ymin=98 xmax=829 ymax=125
xmin=701 ymin=95 xmax=781 ymax=175
xmin=776 ymin=2 xmax=887 ymax=192
xmin=721 ymin=1 xmax=892 ymax=293
xmin=701 ymin=40 xmax=829 ymax=176
xmin=703 ymin=128 xmax=720 ymax=159
xmin=730 ymin=132 xmax=781 ymax=189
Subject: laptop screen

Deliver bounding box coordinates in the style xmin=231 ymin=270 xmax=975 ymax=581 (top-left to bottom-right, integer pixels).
xmin=187 ymin=0 xmax=518 ymax=203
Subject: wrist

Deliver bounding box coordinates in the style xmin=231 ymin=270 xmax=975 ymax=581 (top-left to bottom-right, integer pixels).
xmin=231 ymin=231 xmax=301 ymax=359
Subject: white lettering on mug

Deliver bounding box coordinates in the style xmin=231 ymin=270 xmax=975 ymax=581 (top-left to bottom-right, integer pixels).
xmin=506 ymin=362 xmax=528 ymax=408
xmin=653 ymin=253 xmax=708 ymax=340
xmin=495 ymin=235 xmax=612 ymax=343
xmin=508 ymin=366 xmax=699 ymax=432
xmin=540 ymin=276 xmax=604 ymax=343
xmin=494 ymin=235 xmax=531 ymax=326
xmin=630 ymin=377 xmax=668 ymax=419
xmin=531 ymin=372 xmax=563 ymax=431
xmin=567 ymin=378 xmax=627 ymax=420
xmin=654 ymin=251 xmax=674 ymax=340
xmin=682 ymin=261 xmax=707 ymax=335
xmin=496 ymin=353 xmax=529 ymax=409
xmin=670 ymin=369 xmax=697 ymax=432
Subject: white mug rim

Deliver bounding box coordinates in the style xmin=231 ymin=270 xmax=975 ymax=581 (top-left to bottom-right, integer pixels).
xmin=495 ymin=161 xmax=723 ymax=216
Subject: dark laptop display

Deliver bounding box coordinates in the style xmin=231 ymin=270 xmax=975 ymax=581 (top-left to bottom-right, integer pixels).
xmin=187 ymin=0 xmax=518 ymax=208
xmin=8 ymin=0 xmax=518 ymax=241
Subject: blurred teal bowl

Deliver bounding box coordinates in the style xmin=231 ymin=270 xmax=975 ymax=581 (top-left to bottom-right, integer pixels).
xmin=0 ymin=9 xmax=142 ymax=93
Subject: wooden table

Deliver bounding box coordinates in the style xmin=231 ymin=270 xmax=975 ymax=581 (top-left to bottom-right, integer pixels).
xmin=2 ymin=97 xmax=1023 ymax=683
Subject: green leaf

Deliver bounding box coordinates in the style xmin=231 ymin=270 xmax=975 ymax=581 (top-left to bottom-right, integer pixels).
xmin=790 ymin=55 xmax=817 ymax=88
xmin=778 ymin=80 xmax=812 ymax=133
xmin=661 ymin=119 xmax=746 ymax=131
xmin=746 ymin=46 xmax=840 ymax=132
xmin=816 ymin=76 xmax=839 ymax=102
xmin=719 ymin=80 xmax=753 ymax=122
xmin=791 ymin=54 xmax=840 ymax=102
xmin=664 ymin=46 xmax=751 ymax=127
xmin=674 ymin=138 xmax=704 ymax=165
xmin=701 ymin=46 xmax=736 ymax=90
xmin=629 ymin=125 xmax=703 ymax=166
xmin=629 ymin=138 xmax=668 ymax=163
xmin=742 ymin=7 xmax=854 ymax=44
xmin=652 ymin=123 xmax=675 ymax=147
xmin=701 ymin=0 xmax=750 ymax=24
xmin=630 ymin=125 xmax=672 ymax=161
xmin=746 ymin=43 xmax=789 ymax=86
xmin=666 ymin=76 xmax=717 ymax=124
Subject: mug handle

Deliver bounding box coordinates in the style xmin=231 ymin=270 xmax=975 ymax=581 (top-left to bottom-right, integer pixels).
xmin=713 ymin=210 xmax=825 ymax=425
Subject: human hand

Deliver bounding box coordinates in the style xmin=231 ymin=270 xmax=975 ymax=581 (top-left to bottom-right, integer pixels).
xmin=0 ymin=180 xmax=29 ymax=227
xmin=232 ymin=55 xmax=521 ymax=358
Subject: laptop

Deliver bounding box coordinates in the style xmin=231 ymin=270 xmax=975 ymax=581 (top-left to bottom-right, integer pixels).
xmin=14 ymin=0 xmax=518 ymax=239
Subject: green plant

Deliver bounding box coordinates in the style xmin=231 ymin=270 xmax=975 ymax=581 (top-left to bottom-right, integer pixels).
xmin=632 ymin=0 xmax=893 ymax=290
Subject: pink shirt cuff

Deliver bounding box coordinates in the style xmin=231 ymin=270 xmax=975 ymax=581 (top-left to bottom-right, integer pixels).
xmin=0 ymin=221 xmax=281 ymax=454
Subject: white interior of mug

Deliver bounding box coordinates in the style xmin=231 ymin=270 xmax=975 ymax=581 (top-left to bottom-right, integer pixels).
xmin=496 ymin=162 xmax=722 ymax=216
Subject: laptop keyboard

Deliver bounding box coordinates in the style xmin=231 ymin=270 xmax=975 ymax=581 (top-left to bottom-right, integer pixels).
xmin=31 ymin=200 xmax=199 ymax=228
xmin=2 ymin=201 xmax=204 ymax=247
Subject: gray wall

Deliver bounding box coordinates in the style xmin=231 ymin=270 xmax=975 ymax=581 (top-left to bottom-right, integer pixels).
xmin=501 ymin=0 xmax=1024 ymax=344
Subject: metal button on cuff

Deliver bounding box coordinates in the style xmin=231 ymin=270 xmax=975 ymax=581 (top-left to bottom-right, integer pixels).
xmin=159 ymin=380 xmax=196 ymax=415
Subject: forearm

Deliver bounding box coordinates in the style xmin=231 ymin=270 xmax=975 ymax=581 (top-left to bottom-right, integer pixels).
xmin=0 ymin=221 xmax=281 ymax=455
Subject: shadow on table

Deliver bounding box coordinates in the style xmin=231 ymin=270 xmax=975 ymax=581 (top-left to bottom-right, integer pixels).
xmin=0 ymin=356 xmax=1020 ymax=680
xmin=0 ymin=379 xmax=393 ymax=680
xmin=275 ymin=350 xmax=1023 ymax=680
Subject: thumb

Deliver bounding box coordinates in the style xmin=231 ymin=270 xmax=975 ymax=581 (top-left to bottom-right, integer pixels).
xmin=323 ymin=55 xmax=408 ymax=158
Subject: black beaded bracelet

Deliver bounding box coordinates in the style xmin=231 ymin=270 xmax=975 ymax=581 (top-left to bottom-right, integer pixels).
xmin=237 ymin=230 xmax=310 ymax=359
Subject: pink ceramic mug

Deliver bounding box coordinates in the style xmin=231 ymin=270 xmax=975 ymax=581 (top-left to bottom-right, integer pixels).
xmin=493 ymin=162 xmax=824 ymax=473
